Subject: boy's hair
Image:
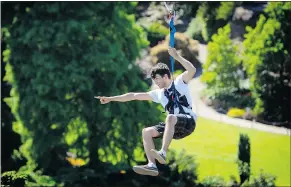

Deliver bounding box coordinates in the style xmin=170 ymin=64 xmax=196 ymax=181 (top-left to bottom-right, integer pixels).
xmin=150 ymin=63 xmax=171 ymax=79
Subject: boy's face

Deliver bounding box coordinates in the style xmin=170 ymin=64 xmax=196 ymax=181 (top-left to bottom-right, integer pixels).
xmin=153 ymin=74 xmax=168 ymax=89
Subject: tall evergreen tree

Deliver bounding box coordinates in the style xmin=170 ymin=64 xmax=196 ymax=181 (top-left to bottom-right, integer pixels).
xmin=3 ymin=2 xmax=162 ymax=177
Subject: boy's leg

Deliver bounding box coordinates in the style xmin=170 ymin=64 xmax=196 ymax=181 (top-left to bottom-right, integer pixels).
xmin=150 ymin=114 xmax=177 ymax=164
xmin=161 ymin=114 xmax=177 ymax=152
xmin=142 ymin=127 xmax=161 ymax=164
xmin=151 ymin=114 xmax=195 ymax=164
xmin=133 ymin=126 xmax=162 ymax=176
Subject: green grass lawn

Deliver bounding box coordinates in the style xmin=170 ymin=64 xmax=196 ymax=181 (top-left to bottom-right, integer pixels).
xmin=171 ymin=117 xmax=291 ymax=186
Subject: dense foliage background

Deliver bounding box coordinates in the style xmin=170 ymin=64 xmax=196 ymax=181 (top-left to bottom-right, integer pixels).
xmin=1 ymin=2 xmax=290 ymax=187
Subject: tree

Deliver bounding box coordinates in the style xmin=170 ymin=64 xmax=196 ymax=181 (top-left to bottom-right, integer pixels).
xmin=201 ymin=24 xmax=241 ymax=100
xmin=1 ymin=2 xmax=35 ymax=173
xmin=237 ymin=133 xmax=251 ymax=185
xmin=243 ymin=2 xmax=291 ymax=126
xmin=3 ymin=2 xmax=162 ymax=180
xmin=194 ymin=2 xmax=221 ymax=42
xmin=186 ymin=2 xmax=240 ymax=42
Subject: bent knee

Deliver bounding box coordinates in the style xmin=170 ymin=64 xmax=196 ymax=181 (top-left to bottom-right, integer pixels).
xmin=166 ymin=114 xmax=177 ymax=124
xmin=142 ymin=127 xmax=160 ymax=138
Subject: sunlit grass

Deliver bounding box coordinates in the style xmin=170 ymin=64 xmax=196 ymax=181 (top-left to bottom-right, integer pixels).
xmin=171 ymin=117 xmax=290 ymax=186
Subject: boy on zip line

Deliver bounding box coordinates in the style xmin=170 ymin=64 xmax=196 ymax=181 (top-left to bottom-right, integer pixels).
xmin=95 ymin=47 xmax=197 ymax=176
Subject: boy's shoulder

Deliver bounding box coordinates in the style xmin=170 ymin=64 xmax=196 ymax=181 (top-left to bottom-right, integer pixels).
xmin=174 ymin=73 xmax=187 ymax=86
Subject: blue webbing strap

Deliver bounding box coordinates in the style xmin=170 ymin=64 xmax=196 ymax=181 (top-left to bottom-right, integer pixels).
xmin=169 ymin=15 xmax=176 ymax=73
xmin=164 ymin=2 xmax=176 ymax=73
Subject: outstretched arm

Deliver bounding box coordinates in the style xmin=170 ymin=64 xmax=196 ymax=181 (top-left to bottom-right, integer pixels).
xmin=95 ymin=92 xmax=152 ymax=104
xmin=168 ymin=47 xmax=196 ymax=83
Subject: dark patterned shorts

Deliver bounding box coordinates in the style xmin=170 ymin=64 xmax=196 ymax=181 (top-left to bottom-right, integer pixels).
xmin=153 ymin=114 xmax=196 ymax=140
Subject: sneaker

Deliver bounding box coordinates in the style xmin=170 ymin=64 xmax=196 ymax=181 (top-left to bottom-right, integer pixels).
xmin=132 ymin=165 xmax=159 ymax=176
xmin=150 ymin=149 xmax=166 ymax=164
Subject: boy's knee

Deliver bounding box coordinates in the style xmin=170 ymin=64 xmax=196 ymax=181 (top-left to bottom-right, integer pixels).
xmin=142 ymin=127 xmax=156 ymax=137
xmin=166 ymin=114 xmax=177 ymax=125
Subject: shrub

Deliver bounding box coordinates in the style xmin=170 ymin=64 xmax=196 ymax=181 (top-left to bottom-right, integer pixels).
xmin=184 ymin=16 xmax=205 ymax=41
xmin=166 ymin=149 xmax=199 ymax=186
xmin=106 ymin=149 xmax=199 ymax=187
xmin=148 ymin=22 xmax=168 ymax=37
xmin=241 ymin=170 xmax=276 ymax=187
xmin=228 ymin=175 xmax=240 ymax=187
xmin=199 ymin=175 xmax=226 ymax=187
xmin=215 ymin=2 xmax=235 ymax=21
xmin=1 ymin=171 xmax=27 ymax=187
xmin=194 ymin=2 xmax=234 ymax=42
xmin=146 ymin=22 xmax=169 ymax=47
xmin=227 ymin=108 xmax=246 ymax=118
